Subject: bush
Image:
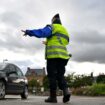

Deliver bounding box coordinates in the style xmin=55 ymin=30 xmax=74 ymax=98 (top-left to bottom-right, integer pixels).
xmin=72 ymin=83 xmax=105 ymax=96
xmin=43 ymin=76 xmax=49 ymax=91
xmin=96 ymin=74 xmax=105 ymax=83
xmin=65 ymin=73 xmax=93 ymax=88
xmin=88 ymin=83 xmax=105 ymax=96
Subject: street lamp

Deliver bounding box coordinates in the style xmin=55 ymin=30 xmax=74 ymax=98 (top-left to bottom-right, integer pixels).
xmin=3 ymin=59 xmax=8 ymax=63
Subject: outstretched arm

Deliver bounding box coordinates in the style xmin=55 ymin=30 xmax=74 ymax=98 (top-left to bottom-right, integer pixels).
xmin=21 ymin=25 xmax=52 ymax=38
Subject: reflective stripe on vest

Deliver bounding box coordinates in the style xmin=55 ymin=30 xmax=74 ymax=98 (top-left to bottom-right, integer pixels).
xmin=55 ymin=33 xmax=69 ymax=42
xmin=47 ymin=46 xmax=66 ymax=50
xmin=47 ymin=52 xmax=69 ymax=57
xmin=46 ymin=45 xmax=69 ymax=59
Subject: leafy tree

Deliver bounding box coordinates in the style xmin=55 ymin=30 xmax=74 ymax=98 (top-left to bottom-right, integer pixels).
xmin=97 ymin=74 xmax=105 ymax=84
xmin=28 ymin=78 xmax=40 ymax=93
xmin=65 ymin=73 xmax=93 ymax=88
xmin=43 ymin=76 xmax=49 ymax=91
xmin=65 ymin=72 xmax=75 ymax=87
xmin=28 ymin=78 xmax=38 ymax=88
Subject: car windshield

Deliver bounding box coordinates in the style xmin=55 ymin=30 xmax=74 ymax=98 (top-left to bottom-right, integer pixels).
xmin=0 ymin=63 xmax=7 ymax=70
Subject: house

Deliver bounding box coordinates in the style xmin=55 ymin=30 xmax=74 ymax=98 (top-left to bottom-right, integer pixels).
xmin=25 ymin=67 xmax=46 ymax=86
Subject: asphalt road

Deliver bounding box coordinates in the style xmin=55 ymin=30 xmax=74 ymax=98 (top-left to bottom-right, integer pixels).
xmin=0 ymin=95 xmax=105 ymax=105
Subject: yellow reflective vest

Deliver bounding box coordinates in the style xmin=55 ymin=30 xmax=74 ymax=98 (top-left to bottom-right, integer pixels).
xmin=46 ymin=24 xmax=70 ymax=59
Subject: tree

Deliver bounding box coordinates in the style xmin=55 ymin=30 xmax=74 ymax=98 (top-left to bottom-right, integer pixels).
xmin=28 ymin=78 xmax=40 ymax=93
xmin=43 ymin=76 xmax=49 ymax=91
xmin=96 ymin=74 xmax=105 ymax=84
xmin=28 ymin=78 xmax=38 ymax=88
xmin=65 ymin=73 xmax=93 ymax=88
xmin=65 ymin=72 xmax=75 ymax=87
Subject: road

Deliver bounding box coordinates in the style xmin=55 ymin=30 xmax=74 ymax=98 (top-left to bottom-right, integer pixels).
xmin=0 ymin=95 xmax=105 ymax=105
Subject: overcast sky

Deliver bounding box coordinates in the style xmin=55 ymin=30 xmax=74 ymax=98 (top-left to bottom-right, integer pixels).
xmin=0 ymin=0 xmax=105 ymax=75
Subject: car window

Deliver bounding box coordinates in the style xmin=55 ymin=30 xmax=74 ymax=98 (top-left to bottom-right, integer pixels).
xmin=9 ymin=65 xmax=16 ymax=72
xmin=0 ymin=63 xmax=7 ymax=70
xmin=4 ymin=67 xmax=10 ymax=73
xmin=15 ymin=66 xmax=23 ymax=77
xmin=5 ymin=64 xmax=16 ymax=74
xmin=9 ymin=72 xmax=17 ymax=77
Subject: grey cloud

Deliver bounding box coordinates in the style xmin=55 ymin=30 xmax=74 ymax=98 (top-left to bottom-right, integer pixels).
xmin=68 ymin=0 xmax=105 ymax=32
xmin=72 ymin=30 xmax=105 ymax=44
xmin=71 ymin=43 xmax=105 ymax=63
xmin=70 ymin=30 xmax=105 ymax=63
xmin=0 ymin=12 xmax=22 ymax=27
xmin=71 ymin=0 xmax=105 ymax=11
xmin=0 ymin=28 xmax=43 ymax=54
xmin=13 ymin=60 xmax=33 ymax=67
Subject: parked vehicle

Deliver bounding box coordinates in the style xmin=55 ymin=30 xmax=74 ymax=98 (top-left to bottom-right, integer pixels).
xmin=0 ymin=63 xmax=28 ymax=99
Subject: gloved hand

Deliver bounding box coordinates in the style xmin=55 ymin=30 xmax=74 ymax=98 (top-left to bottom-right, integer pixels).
xmin=21 ymin=30 xmax=27 ymax=36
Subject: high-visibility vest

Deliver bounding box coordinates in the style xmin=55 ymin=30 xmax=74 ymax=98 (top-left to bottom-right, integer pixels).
xmin=46 ymin=24 xmax=70 ymax=59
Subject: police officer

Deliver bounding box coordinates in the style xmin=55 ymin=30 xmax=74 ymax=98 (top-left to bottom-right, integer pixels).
xmin=22 ymin=14 xmax=71 ymax=103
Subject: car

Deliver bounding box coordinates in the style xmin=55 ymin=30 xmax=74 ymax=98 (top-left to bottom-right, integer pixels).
xmin=0 ymin=63 xmax=28 ymax=99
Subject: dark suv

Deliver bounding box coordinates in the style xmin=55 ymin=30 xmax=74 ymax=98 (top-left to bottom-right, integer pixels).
xmin=0 ymin=63 xmax=28 ymax=99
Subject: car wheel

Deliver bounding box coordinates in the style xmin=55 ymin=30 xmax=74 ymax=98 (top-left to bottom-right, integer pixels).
xmin=0 ymin=80 xmax=5 ymax=99
xmin=21 ymin=86 xmax=28 ymax=99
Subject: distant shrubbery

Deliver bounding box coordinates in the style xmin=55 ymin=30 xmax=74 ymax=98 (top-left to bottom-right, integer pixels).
xmin=29 ymin=73 xmax=105 ymax=96
xmin=96 ymin=74 xmax=105 ymax=84
xmin=72 ymin=83 xmax=105 ymax=96
xmin=65 ymin=72 xmax=94 ymax=88
xmin=66 ymin=73 xmax=105 ymax=96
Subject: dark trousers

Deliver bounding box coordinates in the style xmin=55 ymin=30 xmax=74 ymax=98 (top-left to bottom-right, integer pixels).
xmin=47 ymin=58 xmax=69 ymax=91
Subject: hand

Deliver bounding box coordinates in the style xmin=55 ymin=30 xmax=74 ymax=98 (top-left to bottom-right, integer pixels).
xmin=42 ymin=41 xmax=47 ymax=45
xmin=69 ymin=54 xmax=72 ymax=57
xmin=21 ymin=30 xmax=27 ymax=36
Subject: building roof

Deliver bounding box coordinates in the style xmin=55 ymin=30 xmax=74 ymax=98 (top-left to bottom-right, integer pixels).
xmin=25 ymin=67 xmax=46 ymax=76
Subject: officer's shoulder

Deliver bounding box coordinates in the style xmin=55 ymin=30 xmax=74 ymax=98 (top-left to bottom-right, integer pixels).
xmin=46 ymin=24 xmax=52 ymax=27
xmin=46 ymin=24 xmax=53 ymax=30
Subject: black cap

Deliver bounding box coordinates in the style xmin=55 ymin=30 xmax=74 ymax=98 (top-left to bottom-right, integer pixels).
xmin=52 ymin=13 xmax=62 ymax=24
xmin=53 ymin=14 xmax=59 ymax=18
